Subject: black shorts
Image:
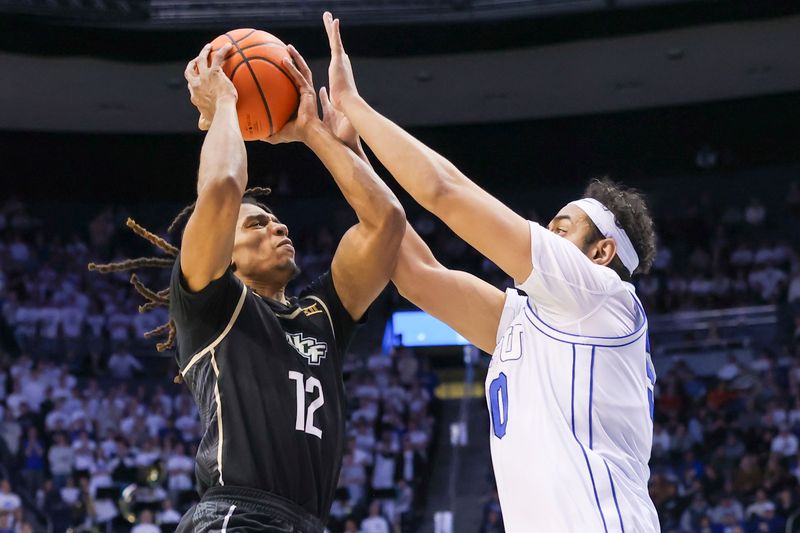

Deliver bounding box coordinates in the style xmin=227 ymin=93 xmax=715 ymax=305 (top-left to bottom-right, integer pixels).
xmin=175 ymin=486 xmax=325 ymax=533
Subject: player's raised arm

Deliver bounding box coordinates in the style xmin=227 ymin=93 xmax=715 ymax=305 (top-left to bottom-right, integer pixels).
xmin=393 ymin=223 xmax=505 ymax=353
xmin=268 ymin=46 xmax=405 ymax=321
xmin=322 ymin=12 xmax=533 ymax=284
xmin=181 ymin=43 xmax=247 ymax=292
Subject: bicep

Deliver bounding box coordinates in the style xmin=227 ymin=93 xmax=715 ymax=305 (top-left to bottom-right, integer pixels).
xmin=392 ymin=227 xmax=504 ymax=353
xmin=180 ymin=178 xmax=242 ymax=292
xmin=331 ymin=218 xmax=405 ymax=321
xmin=433 ymin=169 xmax=532 ymax=283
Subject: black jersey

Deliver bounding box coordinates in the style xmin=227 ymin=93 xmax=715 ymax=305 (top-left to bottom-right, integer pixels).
xmin=169 ymin=259 xmax=360 ymax=523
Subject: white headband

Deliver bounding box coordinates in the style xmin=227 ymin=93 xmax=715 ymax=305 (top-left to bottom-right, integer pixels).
xmin=568 ymin=198 xmax=639 ymax=275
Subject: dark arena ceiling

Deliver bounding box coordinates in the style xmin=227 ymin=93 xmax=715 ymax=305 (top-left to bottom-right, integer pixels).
xmin=0 ymin=0 xmax=798 ymax=60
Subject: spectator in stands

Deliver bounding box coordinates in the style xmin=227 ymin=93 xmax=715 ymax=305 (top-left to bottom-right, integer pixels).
xmin=747 ymin=502 xmax=784 ymax=533
xmin=360 ymin=500 xmax=391 ymax=533
xmin=157 ymin=499 xmax=182 ymax=526
xmin=716 ymin=354 xmax=741 ymax=382
xmin=0 ymin=481 xmax=21 ymax=526
xmin=106 ymin=345 xmax=143 ymax=379
xmin=165 ymin=442 xmax=193 ymax=498
xmin=770 ymin=426 xmax=799 ymax=457
xmin=20 ymin=426 xmax=45 ymax=491
xmin=131 ymin=509 xmax=160 ymax=533
xmin=710 ymin=495 xmax=744 ymax=527
xmin=48 ymin=432 xmax=73 ymax=489
xmin=680 ymin=493 xmax=709 ymax=532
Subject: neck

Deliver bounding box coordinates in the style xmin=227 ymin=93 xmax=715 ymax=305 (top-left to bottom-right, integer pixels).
xmin=238 ymin=275 xmax=289 ymax=305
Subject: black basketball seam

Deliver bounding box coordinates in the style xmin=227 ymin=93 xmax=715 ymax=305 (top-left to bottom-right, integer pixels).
xmin=224 ymin=42 xmax=285 ymax=62
xmin=223 ymin=33 xmax=274 ymax=137
xmin=234 ymin=29 xmax=257 ymax=43
xmin=230 ymin=56 xmax=301 ymax=103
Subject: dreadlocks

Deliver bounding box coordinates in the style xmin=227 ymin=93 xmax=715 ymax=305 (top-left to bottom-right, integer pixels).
xmin=88 ymin=186 xmax=272 ymax=355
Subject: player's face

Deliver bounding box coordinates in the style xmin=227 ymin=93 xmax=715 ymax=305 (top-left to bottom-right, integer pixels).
xmin=547 ymin=203 xmax=597 ymax=252
xmin=231 ymin=203 xmax=299 ymax=283
xmin=548 ymin=203 xmax=616 ymax=267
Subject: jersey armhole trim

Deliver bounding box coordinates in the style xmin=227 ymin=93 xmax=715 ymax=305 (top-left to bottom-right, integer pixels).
xmin=523 ymin=294 xmax=648 ymax=347
xmin=180 ymin=283 xmax=248 ymax=376
xmin=304 ymin=295 xmax=335 ymax=342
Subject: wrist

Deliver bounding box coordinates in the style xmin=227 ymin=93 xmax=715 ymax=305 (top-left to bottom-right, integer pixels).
xmin=303 ymin=119 xmax=333 ymax=146
xmin=216 ymin=93 xmax=238 ymax=106
xmin=339 ymin=92 xmax=364 ymax=113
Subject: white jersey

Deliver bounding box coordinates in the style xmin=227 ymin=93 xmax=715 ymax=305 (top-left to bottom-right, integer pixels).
xmin=485 ymin=222 xmax=659 ymax=532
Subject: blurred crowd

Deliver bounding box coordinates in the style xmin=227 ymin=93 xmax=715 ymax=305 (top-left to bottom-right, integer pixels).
xmin=3 ymin=178 xmax=800 ymax=533
xmin=0 ymin=198 xmax=437 ymax=532
xmin=636 ymin=191 xmax=800 ymax=315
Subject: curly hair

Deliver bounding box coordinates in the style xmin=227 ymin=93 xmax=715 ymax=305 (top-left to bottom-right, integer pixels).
xmin=582 ymin=177 xmax=656 ymax=281
xmin=88 ymin=187 xmax=272 ymax=358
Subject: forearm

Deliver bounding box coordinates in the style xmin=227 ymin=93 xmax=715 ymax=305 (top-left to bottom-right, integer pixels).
xmin=305 ymin=120 xmax=403 ymax=228
xmin=340 ymin=95 xmax=458 ymax=211
xmin=197 ymin=96 xmax=247 ymax=196
xmin=181 ymin=96 xmax=247 ymax=291
xmin=392 ymin=223 xmax=436 ymax=298
xmin=391 ymin=225 xmax=504 ymax=353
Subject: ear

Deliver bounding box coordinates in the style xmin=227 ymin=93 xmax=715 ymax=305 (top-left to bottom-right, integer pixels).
xmin=591 ymin=238 xmax=617 ymax=267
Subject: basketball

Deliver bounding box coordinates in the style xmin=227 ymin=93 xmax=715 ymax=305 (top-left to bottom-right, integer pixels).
xmin=209 ymin=29 xmax=300 ymax=140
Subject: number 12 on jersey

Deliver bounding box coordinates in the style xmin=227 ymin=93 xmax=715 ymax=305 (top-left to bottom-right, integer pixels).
xmin=289 ymin=371 xmax=325 ymax=439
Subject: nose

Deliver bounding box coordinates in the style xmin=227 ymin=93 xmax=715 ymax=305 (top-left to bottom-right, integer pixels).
xmin=272 ymin=221 xmax=289 ymax=237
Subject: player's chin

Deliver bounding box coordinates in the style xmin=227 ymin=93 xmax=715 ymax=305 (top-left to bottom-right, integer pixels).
xmin=278 ymin=257 xmax=301 ymax=281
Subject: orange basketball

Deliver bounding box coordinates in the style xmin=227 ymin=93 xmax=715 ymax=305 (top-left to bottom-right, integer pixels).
xmin=209 ymin=29 xmax=300 ymax=141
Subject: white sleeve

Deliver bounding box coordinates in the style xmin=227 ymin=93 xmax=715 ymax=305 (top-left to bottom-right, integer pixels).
xmin=495 ymin=289 xmax=528 ymax=345
xmin=517 ymin=221 xmax=626 ymax=326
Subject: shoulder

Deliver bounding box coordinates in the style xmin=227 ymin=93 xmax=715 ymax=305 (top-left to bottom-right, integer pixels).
xmin=298 ymin=271 xmax=364 ymax=349
xmin=298 ymin=271 xmax=348 ymax=320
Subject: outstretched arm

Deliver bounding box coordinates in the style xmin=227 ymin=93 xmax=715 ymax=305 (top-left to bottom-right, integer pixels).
xmin=181 ymin=43 xmax=247 ymax=292
xmin=269 ymin=47 xmax=405 ymax=321
xmin=393 ymin=223 xmax=505 ymax=353
xmin=323 ymin=12 xmax=532 ymax=284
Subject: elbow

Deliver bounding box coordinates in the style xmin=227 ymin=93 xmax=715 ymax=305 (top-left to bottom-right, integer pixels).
xmin=371 ymin=197 xmax=406 ymax=244
xmin=383 ymin=198 xmax=406 ymax=236
xmin=421 ymin=166 xmax=458 ymax=213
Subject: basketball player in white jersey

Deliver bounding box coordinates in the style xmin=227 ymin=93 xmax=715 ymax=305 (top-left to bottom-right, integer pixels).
xmin=321 ymin=11 xmax=660 ymax=532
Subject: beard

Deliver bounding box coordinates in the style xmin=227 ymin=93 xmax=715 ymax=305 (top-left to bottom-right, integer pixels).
xmin=278 ymin=257 xmax=301 ymax=282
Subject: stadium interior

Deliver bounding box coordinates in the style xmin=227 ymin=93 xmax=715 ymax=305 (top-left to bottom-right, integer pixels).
xmin=1 ymin=1 xmax=800 ymax=532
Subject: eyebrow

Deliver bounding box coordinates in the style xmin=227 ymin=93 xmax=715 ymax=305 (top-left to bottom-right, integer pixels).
xmin=551 ymin=215 xmax=572 ymax=223
xmin=243 ymin=213 xmax=278 ymax=225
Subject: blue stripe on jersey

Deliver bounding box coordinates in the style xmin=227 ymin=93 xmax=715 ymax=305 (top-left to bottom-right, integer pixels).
xmin=646 ymin=361 xmax=656 ymax=419
xmin=604 ymin=459 xmax=626 ymax=533
xmin=589 ymin=346 xmax=596 ymax=450
xmin=571 ymin=344 xmax=609 ymax=533
xmin=525 ymin=298 xmax=647 ymax=341
xmin=571 ymin=345 xmax=576 ymax=435
xmin=523 ymin=309 xmax=647 ymax=348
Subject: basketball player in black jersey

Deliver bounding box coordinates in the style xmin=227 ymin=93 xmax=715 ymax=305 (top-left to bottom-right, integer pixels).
xmin=171 ymin=42 xmax=405 ymax=532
